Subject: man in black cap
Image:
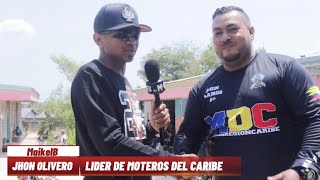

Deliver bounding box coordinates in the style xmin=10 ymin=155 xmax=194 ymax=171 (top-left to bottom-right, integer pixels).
xmin=71 ymin=3 xmax=174 ymax=180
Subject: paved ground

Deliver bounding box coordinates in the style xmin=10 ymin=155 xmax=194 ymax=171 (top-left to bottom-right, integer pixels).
xmin=0 ymin=132 xmax=42 ymax=179
xmin=18 ymin=132 xmax=46 ymax=145
xmin=0 ymin=132 xmax=45 ymax=157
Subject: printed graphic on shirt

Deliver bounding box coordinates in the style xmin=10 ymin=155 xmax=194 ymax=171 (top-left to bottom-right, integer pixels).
xmin=250 ymin=73 xmax=266 ymax=90
xmin=307 ymin=86 xmax=320 ymax=102
xmin=204 ymin=103 xmax=280 ymax=137
xmin=119 ymin=86 xmax=147 ymax=140
xmin=203 ymin=85 xmax=223 ymax=103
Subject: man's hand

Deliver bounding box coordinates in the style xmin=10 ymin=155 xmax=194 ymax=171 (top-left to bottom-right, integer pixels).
xmin=267 ymin=169 xmax=302 ymax=180
xmin=178 ymin=154 xmax=198 ymax=157
xmin=151 ymin=103 xmax=170 ymax=132
xmin=177 ymin=154 xmax=198 ymax=180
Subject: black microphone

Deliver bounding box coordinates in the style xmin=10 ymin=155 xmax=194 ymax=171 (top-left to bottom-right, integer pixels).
xmin=144 ymin=60 xmax=166 ymax=146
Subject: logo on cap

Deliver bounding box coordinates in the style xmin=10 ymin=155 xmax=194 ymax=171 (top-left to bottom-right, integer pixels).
xmin=122 ymin=6 xmax=135 ymax=22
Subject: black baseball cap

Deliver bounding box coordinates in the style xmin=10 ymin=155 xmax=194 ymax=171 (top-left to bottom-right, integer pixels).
xmin=94 ymin=3 xmax=152 ymax=33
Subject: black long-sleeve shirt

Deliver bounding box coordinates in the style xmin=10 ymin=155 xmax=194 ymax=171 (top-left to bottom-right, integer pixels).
xmin=174 ymin=52 xmax=320 ymax=180
xmin=71 ymin=60 xmax=171 ymax=180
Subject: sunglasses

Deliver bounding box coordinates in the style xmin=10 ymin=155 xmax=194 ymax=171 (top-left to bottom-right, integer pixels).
xmin=101 ymin=28 xmax=141 ymax=41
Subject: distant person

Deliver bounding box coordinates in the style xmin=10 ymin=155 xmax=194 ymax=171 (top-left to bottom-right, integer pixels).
xmin=15 ymin=126 xmax=22 ymax=136
xmin=174 ymin=6 xmax=320 ymax=180
xmin=2 ymin=138 xmax=9 ymax=152
xmin=60 ymin=130 xmax=67 ymax=145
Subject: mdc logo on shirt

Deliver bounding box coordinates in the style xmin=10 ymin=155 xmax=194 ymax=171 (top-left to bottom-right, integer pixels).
xmin=204 ymin=103 xmax=280 ymax=137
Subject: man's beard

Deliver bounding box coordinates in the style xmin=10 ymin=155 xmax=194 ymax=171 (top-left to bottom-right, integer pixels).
xmin=221 ymin=43 xmax=251 ymax=63
xmin=223 ymin=53 xmax=241 ymax=62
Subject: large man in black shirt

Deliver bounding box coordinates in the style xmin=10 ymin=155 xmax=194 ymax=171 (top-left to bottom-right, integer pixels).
xmin=174 ymin=6 xmax=320 ymax=180
xmin=71 ymin=3 xmax=174 ymax=180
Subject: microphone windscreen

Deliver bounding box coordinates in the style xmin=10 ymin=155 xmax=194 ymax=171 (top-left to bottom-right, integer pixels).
xmin=144 ymin=60 xmax=160 ymax=83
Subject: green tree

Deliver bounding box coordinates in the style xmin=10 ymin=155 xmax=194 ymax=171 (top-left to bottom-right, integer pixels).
xmin=138 ymin=41 xmax=220 ymax=82
xmin=51 ymin=55 xmax=80 ymax=81
xmin=256 ymin=46 xmax=267 ymax=53
xmin=200 ymin=44 xmax=221 ymax=73
xmin=34 ymin=55 xmax=80 ymax=145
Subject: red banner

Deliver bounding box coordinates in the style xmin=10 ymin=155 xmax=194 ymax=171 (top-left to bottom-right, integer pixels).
xmin=79 ymin=156 xmax=241 ymax=176
xmin=7 ymin=156 xmax=241 ymax=176
xmin=7 ymin=157 xmax=79 ymax=176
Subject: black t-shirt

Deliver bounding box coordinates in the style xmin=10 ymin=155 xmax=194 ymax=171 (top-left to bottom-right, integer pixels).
xmin=71 ymin=60 xmax=171 ymax=180
xmin=174 ymin=53 xmax=320 ymax=179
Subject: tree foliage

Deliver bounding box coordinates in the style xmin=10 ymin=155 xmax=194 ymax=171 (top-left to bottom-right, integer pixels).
xmin=256 ymin=46 xmax=267 ymax=53
xmin=200 ymin=44 xmax=221 ymax=73
xmin=36 ymin=85 xmax=74 ymax=127
xmin=34 ymin=55 xmax=80 ymax=145
xmin=51 ymin=55 xmax=80 ymax=82
xmin=138 ymin=42 xmax=220 ymax=82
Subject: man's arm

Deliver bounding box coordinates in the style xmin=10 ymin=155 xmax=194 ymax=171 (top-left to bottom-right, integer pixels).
xmin=269 ymin=59 xmax=320 ymax=179
xmin=174 ymin=87 xmax=208 ymax=155
xmin=71 ymin=71 xmax=171 ymax=156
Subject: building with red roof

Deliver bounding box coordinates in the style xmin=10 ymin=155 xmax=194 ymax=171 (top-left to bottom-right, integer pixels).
xmin=0 ymin=84 xmax=39 ymax=152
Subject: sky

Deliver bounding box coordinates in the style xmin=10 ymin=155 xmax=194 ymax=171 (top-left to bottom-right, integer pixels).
xmin=0 ymin=0 xmax=319 ymax=101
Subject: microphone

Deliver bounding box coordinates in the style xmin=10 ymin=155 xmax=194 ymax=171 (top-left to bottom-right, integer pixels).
xmin=144 ymin=60 xmax=166 ymax=146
